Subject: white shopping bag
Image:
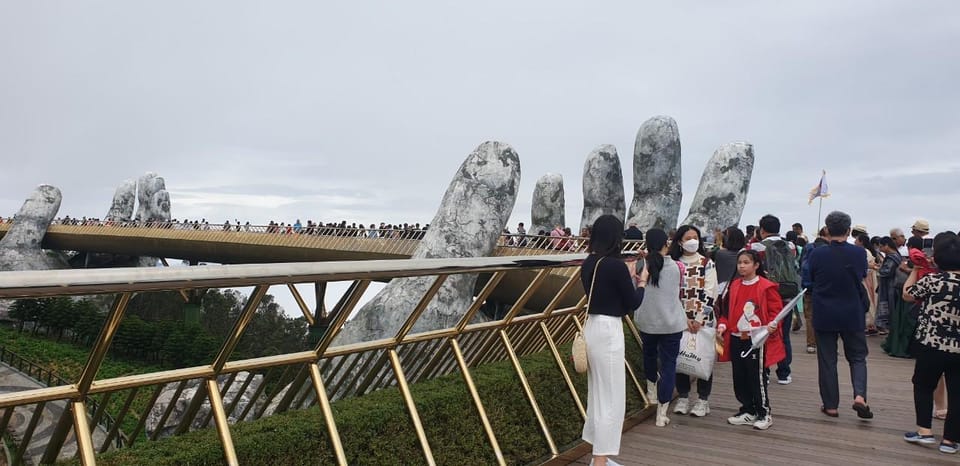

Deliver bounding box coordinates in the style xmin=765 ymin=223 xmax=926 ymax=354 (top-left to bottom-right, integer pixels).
xmin=676 ymin=326 xmax=717 ymax=380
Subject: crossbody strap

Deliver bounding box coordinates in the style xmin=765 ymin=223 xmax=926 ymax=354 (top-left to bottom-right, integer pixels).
xmin=586 ymin=257 xmax=603 ymax=312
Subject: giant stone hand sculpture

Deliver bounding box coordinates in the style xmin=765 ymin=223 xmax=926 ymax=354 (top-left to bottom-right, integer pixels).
xmin=335 ymin=141 xmax=521 ymax=345
xmin=580 ymin=144 xmax=626 ymax=232
xmin=0 ymin=185 xmax=68 ymax=270
xmin=534 ymin=115 xmax=754 ymax=235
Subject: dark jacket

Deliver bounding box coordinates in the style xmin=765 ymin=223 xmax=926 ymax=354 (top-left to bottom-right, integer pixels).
xmin=624 ymin=226 xmax=644 ymax=240
xmin=808 ymin=241 xmax=868 ymax=332
xmin=581 ymin=254 xmax=644 ymax=317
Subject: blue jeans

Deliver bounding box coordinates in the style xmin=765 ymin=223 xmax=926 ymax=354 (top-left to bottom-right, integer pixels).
xmin=777 ymin=309 xmax=793 ymax=380
xmin=640 ymin=331 xmax=683 ymax=404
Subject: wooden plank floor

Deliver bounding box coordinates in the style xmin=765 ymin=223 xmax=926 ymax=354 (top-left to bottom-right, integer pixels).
xmin=573 ymin=331 xmax=957 ymax=465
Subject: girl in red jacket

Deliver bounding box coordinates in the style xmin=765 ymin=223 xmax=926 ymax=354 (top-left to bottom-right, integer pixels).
xmin=716 ymin=249 xmax=786 ymax=430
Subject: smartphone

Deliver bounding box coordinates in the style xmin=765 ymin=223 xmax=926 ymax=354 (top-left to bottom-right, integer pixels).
xmin=923 ymin=238 xmax=934 ymax=256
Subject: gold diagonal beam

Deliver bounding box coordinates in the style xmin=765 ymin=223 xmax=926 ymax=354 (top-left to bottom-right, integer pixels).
xmin=501 ymin=269 xmax=551 ymax=324
xmin=287 ymin=283 xmax=316 ymax=326
xmin=542 ymin=269 xmax=582 ymax=316
xmin=395 ymin=274 xmax=448 ymax=342
xmin=212 ymin=285 xmax=269 ymax=373
xmin=314 ymin=279 xmax=372 ymax=356
xmin=101 ymin=387 xmax=140 ymax=453
xmin=72 ymin=400 xmax=97 ymax=466
xmin=77 ymin=292 xmax=132 ymax=393
xmin=388 ymin=349 xmax=435 ymax=466
xmin=128 ymin=384 xmax=165 ymax=445
xmin=455 ymin=271 xmax=506 ymax=332
xmin=500 ymin=330 xmax=558 ymax=456
xmin=540 ymin=322 xmax=586 ymax=419
xmin=309 ymin=363 xmax=347 ymax=466
xmin=207 ymin=378 xmax=239 ymax=466
xmin=450 ymin=338 xmax=505 ymax=466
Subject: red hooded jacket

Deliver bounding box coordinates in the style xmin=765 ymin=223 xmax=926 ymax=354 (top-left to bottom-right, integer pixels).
xmin=717 ymin=276 xmax=786 ymax=367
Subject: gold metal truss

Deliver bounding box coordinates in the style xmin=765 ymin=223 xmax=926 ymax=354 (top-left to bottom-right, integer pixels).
xmin=0 ymin=253 xmax=651 ymax=465
xmin=0 ymin=222 xmax=644 ymax=264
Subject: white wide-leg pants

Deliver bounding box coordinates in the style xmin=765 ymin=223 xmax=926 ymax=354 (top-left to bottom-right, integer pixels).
xmin=581 ymin=314 xmax=625 ymax=456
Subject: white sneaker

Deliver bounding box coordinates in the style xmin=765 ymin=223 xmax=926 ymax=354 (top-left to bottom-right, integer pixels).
xmin=777 ymin=375 xmax=792 ymax=385
xmin=645 ymin=382 xmax=657 ymax=405
xmin=753 ymin=415 xmax=773 ymax=430
xmin=727 ymin=412 xmax=756 ymax=425
xmin=806 ymin=346 xmax=816 ymax=354
xmin=690 ymin=399 xmax=710 ymax=417
xmin=673 ymin=397 xmax=690 ymax=414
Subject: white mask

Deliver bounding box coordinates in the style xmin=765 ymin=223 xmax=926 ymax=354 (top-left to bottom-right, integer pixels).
xmin=682 ymin=239 xmax=700 ymax=253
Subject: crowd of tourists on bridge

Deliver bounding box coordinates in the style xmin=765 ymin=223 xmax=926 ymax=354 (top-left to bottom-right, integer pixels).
xmin=579 ymin=212 xmax=960 ymax=465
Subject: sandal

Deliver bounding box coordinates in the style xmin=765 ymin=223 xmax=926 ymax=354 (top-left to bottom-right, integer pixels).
xmin=935 ymin=409 xmax=948 ymax=420
xmin=820 ymin=406 xmax=839 ymax=417
xmin=853 ymin=401 xmax=874 ymax=419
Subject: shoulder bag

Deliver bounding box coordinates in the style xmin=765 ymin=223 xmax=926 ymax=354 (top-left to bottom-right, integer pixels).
xmin=572 ymin=257 xmax=602 ymax=374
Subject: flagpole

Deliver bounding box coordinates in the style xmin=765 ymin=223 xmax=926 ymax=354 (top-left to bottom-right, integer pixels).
xmin=816 ymin=196 xmax=823 ymax=230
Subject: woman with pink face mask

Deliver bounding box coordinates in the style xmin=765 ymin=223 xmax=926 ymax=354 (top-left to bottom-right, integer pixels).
xmin=668 ymin=225 xmax=719 ymax=417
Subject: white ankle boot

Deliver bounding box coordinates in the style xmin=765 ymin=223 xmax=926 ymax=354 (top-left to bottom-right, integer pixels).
xmin=645 ymin=382 xmax=657 ymax=406
xmin=656 ymin=403 xmax=671 ymax=427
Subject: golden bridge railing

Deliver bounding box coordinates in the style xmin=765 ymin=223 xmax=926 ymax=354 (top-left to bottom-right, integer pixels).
xmin=0 ymin=254 xmax=650 ymax=465
xmin=0 ymin=222 xmax=644 ymax=261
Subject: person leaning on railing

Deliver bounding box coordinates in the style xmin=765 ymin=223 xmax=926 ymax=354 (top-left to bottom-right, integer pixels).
xmin=579 ymin=214 xmax=645 ymax=466
xmin=901 ymin=231 xmax=960 ymax=454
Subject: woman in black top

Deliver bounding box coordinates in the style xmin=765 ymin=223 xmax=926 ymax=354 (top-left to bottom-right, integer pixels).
xmin=580 ymin=215 xmax=643 ymax=466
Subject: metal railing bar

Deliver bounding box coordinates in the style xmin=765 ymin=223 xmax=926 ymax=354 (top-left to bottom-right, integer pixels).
xmin=498 ymin=330 xmax=557 ymax=457
xmin=449 ymin=338 xmax=506 ymax=466
xmin=0 ymin=255 xmax=585 ymax=299
xmin=127 ymin=384 xmax=164 ymax=446
xmin=388 ymin=349 xmax=435 ymax=466
xmin=150 ymin=380 xmax=188 ymax=441
xmin=72 ymin=400 xmax=97 ymax=466
xmin=15 ymin=400 xmax=46 ymax=462
xmin=540 ymin=322 xmax=586 ymax=419
xmin=100 ymin=387 xmax=139 ymax=453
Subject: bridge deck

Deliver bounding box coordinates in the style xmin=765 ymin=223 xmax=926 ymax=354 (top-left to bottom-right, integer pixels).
xmin=574 ymin=333 xmax=955 ymax=465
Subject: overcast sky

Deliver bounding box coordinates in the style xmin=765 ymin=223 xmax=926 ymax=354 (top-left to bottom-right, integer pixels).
xmin=3 ymin=1 xmax=959 ymax=241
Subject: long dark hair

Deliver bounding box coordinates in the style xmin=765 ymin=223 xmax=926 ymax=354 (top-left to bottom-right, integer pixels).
xmin=645 ymin=228 xmax=669 ymax=287
xmin=716 ymin=249 xmax=767 ymax=319
xmin=856 ymin=233 xmax=879 ymax=263
xmin=723 ymin=227 xmax=746 ymax=251
xmin=587 ymin=214 xmax=624 ymax=258
xmin=668 ymin=224 xmax=705 ymax=261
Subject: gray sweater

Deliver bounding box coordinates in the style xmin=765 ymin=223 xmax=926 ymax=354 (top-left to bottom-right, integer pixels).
xmin=634 ymin=258 xmax=687 ymax=334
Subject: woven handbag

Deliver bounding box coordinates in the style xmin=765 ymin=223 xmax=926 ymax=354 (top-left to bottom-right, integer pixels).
xmin=573 ymin=258 xmax=602 ymax=374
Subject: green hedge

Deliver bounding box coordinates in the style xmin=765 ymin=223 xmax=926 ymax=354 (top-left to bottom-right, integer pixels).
xmin=75 ymin=327 xmax=645 ymax=465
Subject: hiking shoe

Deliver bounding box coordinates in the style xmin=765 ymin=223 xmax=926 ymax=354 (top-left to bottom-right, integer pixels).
xmin=777 ymin=375 xmax=792 ymax=385
xmin=806 ymin=346 xmax=816 ymax=354
xmin=904 ymin=432 xmax=937 ymax=444
xmin=752 ymin=415 xmax=773 ymax=430
xmin=690 ymin=399 xmax=710 ymax=417
xmin=673 ymin=397 xmax=690 ymax=415
xmin=940 ymin=441 xmax=958 ymax=454
xmin=727 ymin=412 xmax=755 ymax=426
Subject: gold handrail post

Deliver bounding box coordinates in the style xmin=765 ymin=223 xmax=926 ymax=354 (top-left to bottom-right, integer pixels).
xmin=388 ymin=349 xmax=436 ymax=466
xmin=539 ymin=322 xmax=586 ymax=419
xmin=308 ymin=363 xmax=347 ymax=466
xmin=449 ymin=338 xmax=506 ymax=466
xmin=206 ymin=379 xmax=239 ymax=466
xmin=499 ymin=330 xmax=558 ymax=457
xmin=72 ymin=400 xmax=97 ymax=466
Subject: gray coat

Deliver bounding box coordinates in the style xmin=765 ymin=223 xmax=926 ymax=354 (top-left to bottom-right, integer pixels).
xmin=634 ymin=257 xmax=687 ymax=334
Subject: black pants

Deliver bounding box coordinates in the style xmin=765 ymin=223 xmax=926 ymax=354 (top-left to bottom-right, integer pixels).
xmin=815 ymin=330 xmax=868 ymax=410
xmin=913 ymin=345 xmax=960 ymax=442
xmin=676 ymin=373 xmax=713 ymax=400
xmin=731 ymin=337 xmax=771 ymax=418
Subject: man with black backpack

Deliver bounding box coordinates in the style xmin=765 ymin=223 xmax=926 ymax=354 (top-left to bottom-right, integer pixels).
xmin=749 ymin=214 xmax=801 ymax=385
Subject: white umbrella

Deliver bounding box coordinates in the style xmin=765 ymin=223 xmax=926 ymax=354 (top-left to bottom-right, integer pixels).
xmin=740 ymin=288 xmax=808 ymax=358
